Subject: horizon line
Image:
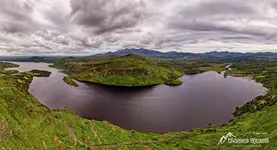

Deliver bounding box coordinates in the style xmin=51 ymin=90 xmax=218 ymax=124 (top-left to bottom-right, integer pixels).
xmin=1 ymin=49 xmax=277 ymax=57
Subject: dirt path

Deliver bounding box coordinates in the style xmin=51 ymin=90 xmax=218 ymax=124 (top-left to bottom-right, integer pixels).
xmin=0 ymin=118 xmax=8 ymax=143
xmin=90 ymin=124 xmax=106 ymax=150
xmin=64 ymin=123 xmax=87 ymax=147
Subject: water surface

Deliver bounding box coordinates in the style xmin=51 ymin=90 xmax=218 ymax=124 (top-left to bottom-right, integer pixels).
xmin=7 ymin=62 xmax=266 ymax=133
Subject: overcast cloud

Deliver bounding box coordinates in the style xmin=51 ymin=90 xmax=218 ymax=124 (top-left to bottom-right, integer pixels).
xmin=1 ymin=0 xmax=277 ymax=55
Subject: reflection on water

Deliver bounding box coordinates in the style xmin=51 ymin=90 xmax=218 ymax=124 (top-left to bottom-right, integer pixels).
xmin=7 ymin=62 xmax=266 ymax=133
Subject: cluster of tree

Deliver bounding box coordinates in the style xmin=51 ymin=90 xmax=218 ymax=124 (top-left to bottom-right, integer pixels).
xmin=230 ymin=59 xmax=277 ymax=117
xmin=234 ymin=95 xmax=277 ymax=117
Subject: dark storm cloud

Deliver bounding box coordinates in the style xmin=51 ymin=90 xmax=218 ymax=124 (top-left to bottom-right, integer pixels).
xmin=70 ymin=0 xmax=146 ymax=34
xmin=179 ymin=0 xmax=256 ymax=17
xmin=271 ymin=1 xmax=277 ymax=9
xmin=0 ymin=0 xmax=33 ymax=19
xmin=167 ymin=0 xmax=268 ymax=36
xmin=0 ymin=0 xmax=37 ymax=33
xmin=169 ymin=20 xmax=272 ymax=37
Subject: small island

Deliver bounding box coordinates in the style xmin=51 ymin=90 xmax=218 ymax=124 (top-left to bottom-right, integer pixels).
xmin=29 ymin=70 xmax=52 ymax=77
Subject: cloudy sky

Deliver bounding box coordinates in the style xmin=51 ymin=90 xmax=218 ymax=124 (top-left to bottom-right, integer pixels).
xmin=1 ymin=0 xmax=277 ymax=55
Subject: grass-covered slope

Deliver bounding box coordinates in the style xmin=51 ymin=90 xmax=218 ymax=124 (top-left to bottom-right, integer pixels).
xmin=52 ymin=54 xmax=183 ymax=87
xmin=1 ymin=61 xmax=277 ymax=149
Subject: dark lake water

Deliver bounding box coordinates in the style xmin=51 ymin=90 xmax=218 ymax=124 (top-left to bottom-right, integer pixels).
xmin=7 ymin=62 xmax=266 ymax=133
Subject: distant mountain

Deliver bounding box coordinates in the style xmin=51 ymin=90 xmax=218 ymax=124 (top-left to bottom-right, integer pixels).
xmin=0 ymin=56 xmax=66 ymax=62
xmin=96 ymin=48 xmax=196 ymax=58
xmin=204 ymin=51 xmax=250 ymax=58
xmin=5 ymin=49 xmax=276 ymax=63
xmin=97 ymin=48 xmax=163 ymax=57
xmin=97 ymin=49 xmax=277 ymax=59
xmin=109 ymin=48 xmax=164 ymax=56
xmin=165 ymin=51 xmax=196 ymax=57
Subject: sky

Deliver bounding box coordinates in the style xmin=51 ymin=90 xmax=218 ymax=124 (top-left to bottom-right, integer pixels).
xmin=1 ymin=0 xmax=277 ymax=55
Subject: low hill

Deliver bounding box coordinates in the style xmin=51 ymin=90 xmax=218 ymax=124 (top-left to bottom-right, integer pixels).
xmin=52 ymin=54 xmax=183 ymax=87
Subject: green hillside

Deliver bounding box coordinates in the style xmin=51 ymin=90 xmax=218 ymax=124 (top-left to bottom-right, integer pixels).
xmin=52 ymin=54 xmax=183 ymax=87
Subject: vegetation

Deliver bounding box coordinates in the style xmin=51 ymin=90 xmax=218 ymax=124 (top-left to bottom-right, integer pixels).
xmin=160 ymin=58 xmax=229 ymax=75
xmin=165 ymin=79 xmax=183 ymax=86
xmin=28 ymin=69 xmax=52 ymax=77
xmin=0 ymin=62 xmax=19 ymax=70
xmin=225 ymin=60 xmax=277 ymax=117
xmin=63 ymin=76 xmax=79 ymax=87
xmin=52 ymin=54 xmax=183 ymax=87
xmin=1 ymin=57 xmax=277 ymax=149
xmin=198 ymin=63 xmax=227 ymax=73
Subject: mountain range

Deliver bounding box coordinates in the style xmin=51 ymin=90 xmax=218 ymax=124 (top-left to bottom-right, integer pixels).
xmin=96 ymin=48 xmax=275 ymax=58
xmin=96 ymin=48 xmax=196 ymax=58
xmin=2 ymin=49 xmax=277 ymax=62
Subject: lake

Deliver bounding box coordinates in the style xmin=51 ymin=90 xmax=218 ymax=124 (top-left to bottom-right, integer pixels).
xmin=6 ymin=62 xmax=266 ymax=133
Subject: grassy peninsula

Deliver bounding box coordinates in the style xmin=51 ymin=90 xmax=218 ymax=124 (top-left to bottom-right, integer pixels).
xmin=52 ymin=54 xmax=183 ymax=87
xmin=0 ymin=62 xmax=19 ymax=70
xmin=63 ymin=76 xmax=79 ymax=87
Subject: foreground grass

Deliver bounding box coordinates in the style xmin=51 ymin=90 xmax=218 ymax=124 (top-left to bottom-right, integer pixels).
xmin=0 ymin=61 xmax=277 ymax=149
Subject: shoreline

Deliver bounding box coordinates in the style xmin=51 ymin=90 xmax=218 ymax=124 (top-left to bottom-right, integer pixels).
xmin=4 ymin=61 xmax=268 ymax=133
